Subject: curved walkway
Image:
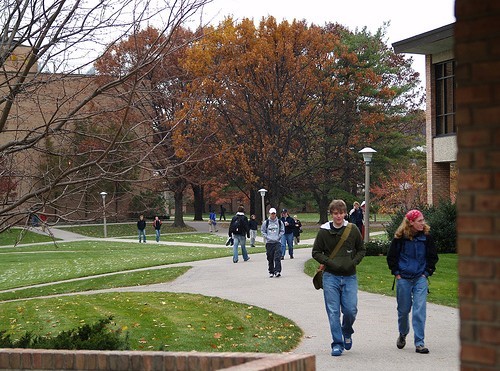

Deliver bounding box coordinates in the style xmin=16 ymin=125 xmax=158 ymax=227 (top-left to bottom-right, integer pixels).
xmin=16 ymin=221 xmax=460 ymax=370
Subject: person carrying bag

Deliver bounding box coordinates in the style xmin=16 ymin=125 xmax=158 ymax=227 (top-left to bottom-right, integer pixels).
xmin=313 ymin=223 xmax=352 ymax=289
xmin=311 ymin=199 xmax=365 ymax=357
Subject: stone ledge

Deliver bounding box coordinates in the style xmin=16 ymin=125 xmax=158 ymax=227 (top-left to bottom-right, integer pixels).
xmin=0 ymin=349 xmax=315 ymax=370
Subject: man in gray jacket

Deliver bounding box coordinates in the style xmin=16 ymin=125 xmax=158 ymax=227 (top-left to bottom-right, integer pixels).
xmin=261 ymin=208 xmax=285 ymax=277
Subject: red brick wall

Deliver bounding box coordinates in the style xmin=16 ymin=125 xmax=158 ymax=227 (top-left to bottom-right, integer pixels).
xmin=0 ymin=349 xmax=315 ymax=371
xmin=455 ymin=0 xmax=500 ymax=369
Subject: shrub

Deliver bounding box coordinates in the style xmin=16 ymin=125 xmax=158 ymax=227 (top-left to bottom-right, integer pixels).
xmin=384 ymin=200 xmax=456 ymax=253
xmin=364 ymin=240 xmax=390 ymax=256
xmin=0 ymin=316 xmax=129 ymax=350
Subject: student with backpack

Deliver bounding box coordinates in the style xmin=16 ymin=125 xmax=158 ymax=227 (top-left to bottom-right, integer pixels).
xmin=261 ymin=208 xmax=285 ymax=277
xmin=228 ymin=205 xmax=250 ymax=263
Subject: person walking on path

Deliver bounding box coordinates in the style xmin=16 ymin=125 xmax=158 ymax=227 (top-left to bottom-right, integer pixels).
xmin=261 ymin=208 xmax=285 ymax=278
xmin=292 ymin=214 xmax=302 ymax=244
xmin=387 ymin=209 xmax=439 ymax=354
xmin=137 ymin=215 xmax=147 ymax=243
xmin=153 ymin=216 xmax=162 ymax=242
xmin=248 ymin=214 xmax=258 ymax=247
xmin=228 ymin=205 xmax=250 ymax=263
xmin=280 ymin=208 xmax=295 ymax=259
xmin=349 ymin=201 xmax=364 ymax=233
xmin=219 ymin=205 xmax=226 ymax=221
xmin=312 ymin=199 xmax=365 ymax=357
xmin=209 ymin=211 xmax=218 ymax=233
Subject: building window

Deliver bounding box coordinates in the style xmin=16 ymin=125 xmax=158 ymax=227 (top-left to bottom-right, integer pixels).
xmin=435 ymin=60 xmax=456 ymax=135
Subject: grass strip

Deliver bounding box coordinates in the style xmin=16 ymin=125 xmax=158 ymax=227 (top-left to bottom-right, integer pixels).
xmin=0 ymin=267 xmax=190 ymax=302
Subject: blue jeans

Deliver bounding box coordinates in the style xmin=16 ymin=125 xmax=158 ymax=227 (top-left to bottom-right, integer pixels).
xmin=138 ymin=229 xmax=146 ymax=242
xmin=280 ymin=233 xmax=294 ymax=257
xmin=323 ymin=272 xmax=358 ymax=350
xmin=396 ymin=275 xmax=428 ymax=347
xmin=232 ymin=234 xmax=249 ymax=263
xmin=266 ymin=242 xmax=281 ymax=274
xmin=155 ymin=229 xmax=161 ymax=242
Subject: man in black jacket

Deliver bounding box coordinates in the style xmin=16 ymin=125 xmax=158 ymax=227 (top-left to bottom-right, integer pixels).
xmin=280 ymin=209 xmax=296 ymax=259
xmin=137 ymin=215 xmax=146 ymax=243
xmin=228 ymin=205 xmax=250 ymax=263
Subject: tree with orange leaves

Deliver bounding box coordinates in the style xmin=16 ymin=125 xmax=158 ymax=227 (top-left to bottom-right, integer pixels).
xmin=96 ymin=25 xmax=220 ymax=226
xmin=183 ymin=18 xmax=423 ymax=220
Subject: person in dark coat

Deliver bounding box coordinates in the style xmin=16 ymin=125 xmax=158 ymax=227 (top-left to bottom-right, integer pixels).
xmin=387 ymin=209 xmax=439 ymax=354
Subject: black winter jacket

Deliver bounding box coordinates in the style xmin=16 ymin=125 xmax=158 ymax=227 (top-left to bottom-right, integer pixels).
xmin=387 ymin=232 xmax=438 ymax=279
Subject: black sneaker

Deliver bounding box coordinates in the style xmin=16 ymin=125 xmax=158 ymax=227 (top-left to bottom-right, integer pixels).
xmin=397 ymin=334 xmax=406 ymax=349
xmin=275 ymin=273 xmax=281 ymax=277
xmin=415 ymin=346 xmax=429 ymax=354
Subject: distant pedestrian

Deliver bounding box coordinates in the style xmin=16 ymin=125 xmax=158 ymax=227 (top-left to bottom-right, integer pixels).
xmin=219 ymin=205 xmax=226 ymax=221
xmin=39 ymin=212 xmax=48 ymax=233
xmin=312 ymin=199 xmax=365 ymax=356
xmin=261 ymin=208 xmax=284 ymax=278
xmin=349 ymin=201 xmax=364 ymax=233
xmin=152 ymin=216 xmax=162 ymax=242
xmin=228 ymin=205 xmax=250 ymax=263
xmin=280 ymin=208 xmax=295 ymax=259
xmin=209 ymin=210 xmax=218 ymax=232
xmin=137 ymin=215 xmax=146 ymax=243
xmin=387 ymin=209 xmax=439 ymax=354
xmin=292 ymin=214 xmax=302 ymax=244
xmin=249 ymin=214 xmax=258 ymax=247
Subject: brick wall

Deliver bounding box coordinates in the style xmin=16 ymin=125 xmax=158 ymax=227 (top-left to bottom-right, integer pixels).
xmin=0 ymin=349 xmax=315 ymax=371
xmin=455 ymin=0 xmax=500 ymax=369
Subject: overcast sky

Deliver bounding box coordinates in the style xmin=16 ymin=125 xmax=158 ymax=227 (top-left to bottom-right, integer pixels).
xmin=196 ymin=0 xmax=456 ymax=84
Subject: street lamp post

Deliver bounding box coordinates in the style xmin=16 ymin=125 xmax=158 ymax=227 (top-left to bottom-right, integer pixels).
xmin=100 ymin=191 xmax=107 ymax=238
xmin=358 ymin=147 xmax=376 ymax=243
xmin=258 ymin=188 xmax=267 ymax=223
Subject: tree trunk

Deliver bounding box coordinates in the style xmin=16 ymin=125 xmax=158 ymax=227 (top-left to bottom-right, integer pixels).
xmin=249 ymin=189 xmax=256 ymax=219
xmin=314 ymin=191 xmax=330 ymax=224
xmin=172 ymin=190 xmax=186 ymax=228
xmin=192 ymin=184 xmax=204 ymax=221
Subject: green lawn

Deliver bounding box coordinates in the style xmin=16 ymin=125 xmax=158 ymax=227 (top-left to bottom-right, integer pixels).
xmin=0 ymin=239 xmax=300 ymax=352
xmin=0 ymin=228 xmax=57 ymax=246
xmin=0 ymin=221 xmax=456 ymax=354
xmin=0 ymin=292 xmax=302 ymax=352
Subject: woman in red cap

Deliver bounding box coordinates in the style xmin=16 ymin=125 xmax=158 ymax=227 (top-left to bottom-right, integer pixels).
xmin=387 ymin=209 xmax=439 ymax=354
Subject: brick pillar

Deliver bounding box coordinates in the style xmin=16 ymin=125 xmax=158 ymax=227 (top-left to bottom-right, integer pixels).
xmin=455 ymin=0 xmax=500 ymax=369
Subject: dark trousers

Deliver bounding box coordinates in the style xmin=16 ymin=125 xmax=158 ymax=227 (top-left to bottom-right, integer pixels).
xmin=266 ymin=241 xmax=282 ymax=274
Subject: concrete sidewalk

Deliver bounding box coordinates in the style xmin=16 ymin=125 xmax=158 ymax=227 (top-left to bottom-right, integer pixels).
xmin=26 ymin=222 xmax=460 ymax=370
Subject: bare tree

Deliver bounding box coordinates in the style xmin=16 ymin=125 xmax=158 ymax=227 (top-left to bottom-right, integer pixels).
xmin=0 ymin=0 xmax=213 ymax=232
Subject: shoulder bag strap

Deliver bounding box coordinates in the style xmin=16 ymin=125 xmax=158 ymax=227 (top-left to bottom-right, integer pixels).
xmin=328 ymin=223 xmax=353 ymax=260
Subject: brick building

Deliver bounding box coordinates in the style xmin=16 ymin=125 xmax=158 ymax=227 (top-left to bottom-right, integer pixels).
xmin=393 ymin=24 xmax=456 ymax=205
xmin=1 ymin=45 xmax=157 ymax=224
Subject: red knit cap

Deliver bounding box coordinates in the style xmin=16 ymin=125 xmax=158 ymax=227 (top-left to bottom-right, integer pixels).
xmin=406 ymin=209 xmax=423 ymax=222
